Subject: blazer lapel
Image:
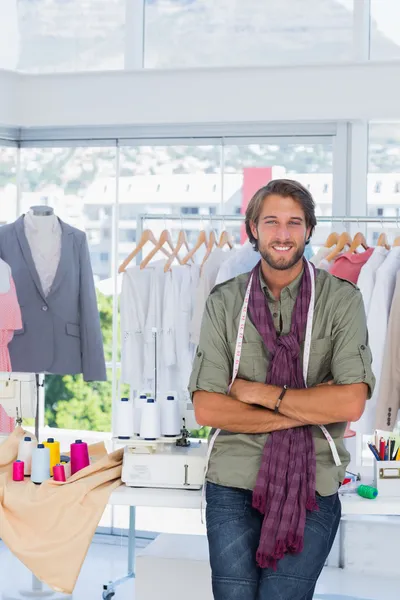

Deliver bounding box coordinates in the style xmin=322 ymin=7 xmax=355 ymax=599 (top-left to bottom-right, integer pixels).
xmin=15 ymin=215 xmax=46 ymax=302
xmin=48 ymin=219 xmax=74 ymax=298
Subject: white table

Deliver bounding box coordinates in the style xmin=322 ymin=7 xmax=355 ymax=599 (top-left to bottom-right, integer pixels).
xmin=104 ymin=485 xmax=400 ymax=600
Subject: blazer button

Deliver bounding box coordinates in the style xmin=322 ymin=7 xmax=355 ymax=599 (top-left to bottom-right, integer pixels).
xmin=42 ymin=305 xmax=48 ymax=312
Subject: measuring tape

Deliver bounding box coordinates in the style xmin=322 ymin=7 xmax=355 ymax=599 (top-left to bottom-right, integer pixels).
xmin=200 ymin=260 xmax=341 ymax=521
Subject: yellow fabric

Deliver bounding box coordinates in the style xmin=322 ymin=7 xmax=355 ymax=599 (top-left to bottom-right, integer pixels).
xmin=0 ymin=427 xmax=123 ymax=594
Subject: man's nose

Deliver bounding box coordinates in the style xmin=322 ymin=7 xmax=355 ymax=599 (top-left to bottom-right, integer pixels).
xmin=275 ymin=226 xmax=291 ymax=240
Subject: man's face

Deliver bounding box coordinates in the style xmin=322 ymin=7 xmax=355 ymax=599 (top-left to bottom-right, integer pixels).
xmin=250 ymin=194 xmax=311 ymax=271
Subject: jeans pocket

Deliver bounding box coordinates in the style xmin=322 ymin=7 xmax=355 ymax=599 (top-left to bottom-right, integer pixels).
xmin=206 ymin=482 xmax=248 ymax=532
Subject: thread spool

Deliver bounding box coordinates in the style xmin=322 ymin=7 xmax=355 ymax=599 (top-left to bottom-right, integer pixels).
xmin=53 ymin=464 xmax=66 ymax=482
xmin=43 ymin=437 xmax=60 ymax=476
xmin=13 ymin=460 xmax=24 ymax=481
xmin=61 ymin=460 xmax=71 ymax=479
xmin=134 ymin=393 xmax=148 ymax=436
xmin=17 ymin=435 xmax=37 ymax=476
xmin=31 ymin=444 xmax=51 ymax=484
xmin=140 ymin=398 xmax=161 ymax=440
xmin=115 ymin=396 xmax=134 ymax=439
xmin=70 ymin=439 xmax=90 ymax=475
xmin=161 ymin=393 xmax=181 ymax=437
xmin=357 ymin=484 xmax=378 ymax=499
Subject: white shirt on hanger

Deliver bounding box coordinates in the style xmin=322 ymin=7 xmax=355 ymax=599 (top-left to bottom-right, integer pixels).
xmin=353 ymin=246 xmax=400 ymax=438
xmin=120 ymin=265 xmax=152 ymax=390
xmin=24 ymin=211 xmax=62 ymax=297
xmin=375 ymin=271 xmax=400 ymax=431
xmin=215 ymin=241 xmax=260 ymax=285
xmin=190 ymin=248 xmax=233 ymax=346
xmin=310 ymin=246 xmax=332 ymax=267
xmin=357 ymin=246 xmax=388 ymax=316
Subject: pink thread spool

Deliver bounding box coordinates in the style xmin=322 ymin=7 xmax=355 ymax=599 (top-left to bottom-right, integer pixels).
xmin=13 ymin=460 xmax=24 ymax=481
xmin=53 ymin=463 xmax=66 ymax=482
xmin=70 ymin=440 xmax=90 ymax=475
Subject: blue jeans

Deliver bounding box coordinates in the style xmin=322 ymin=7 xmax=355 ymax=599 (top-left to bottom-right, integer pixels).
xmin=206 ymin=482 xmax=341 ymax=600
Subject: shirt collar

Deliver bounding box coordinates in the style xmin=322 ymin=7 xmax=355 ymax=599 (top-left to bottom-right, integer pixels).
xmin=259 ymin=265 xmax=304 ymax=301
xmin=24 ymin=211 xmax=58 ymax=234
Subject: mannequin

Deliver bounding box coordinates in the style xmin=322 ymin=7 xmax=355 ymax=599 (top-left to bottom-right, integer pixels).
xmin=24 ymin=205 xmax=62 ymax=297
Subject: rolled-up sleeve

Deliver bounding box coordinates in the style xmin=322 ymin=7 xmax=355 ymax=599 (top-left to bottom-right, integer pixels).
xmin=188 ymin=290 xmax=232 ymax=397
xmin=331 ymin=287 xmax=375 ymax=398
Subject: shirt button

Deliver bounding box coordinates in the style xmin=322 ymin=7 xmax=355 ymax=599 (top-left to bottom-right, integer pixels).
xmin=42 ymin=305 xmax=48 ymax=312
xmin=360 ymin=345 xmax=365 ymax=350
xmin=197 ymin=351 xmax=202 ymax=357
xmin=273 ymin=313 xmax=278 ymax=318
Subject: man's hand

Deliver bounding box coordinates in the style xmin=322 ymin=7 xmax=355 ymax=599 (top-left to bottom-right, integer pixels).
xmin=230 ymin=378 xmax=367 ymax=425
xmin=230 ymin=379 xmax=278 ymax=405
xmin=230 ymin=379 xmax=334 ymax=406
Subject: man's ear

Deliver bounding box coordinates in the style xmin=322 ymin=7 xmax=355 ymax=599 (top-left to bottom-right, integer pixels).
xmin=250 ymin=221 xmax=258 ymax=241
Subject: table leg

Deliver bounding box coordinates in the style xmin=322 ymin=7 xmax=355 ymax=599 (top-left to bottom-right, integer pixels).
xmin=102 ymin=505 xmax=136 ymax=599
xmin=127 ymin=506 xmax=136 ymax=577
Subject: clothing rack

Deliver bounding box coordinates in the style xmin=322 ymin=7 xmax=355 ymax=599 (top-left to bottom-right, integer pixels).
xmin=137 ymin=213 xmax=400 ymax=229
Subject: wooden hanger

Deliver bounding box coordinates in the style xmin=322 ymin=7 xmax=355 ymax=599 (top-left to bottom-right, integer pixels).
xmin=218 ymin=230 xmax=234 ymax=249
xmin=164 ymin=230 xmax=192 ymax=272
xmin=393 ymin=236 xmax=400 ymax=247
xmin=349 ymin=231 xmax=369 ymax=254
xmin=140 ymin=229 xmax=178 ymax=270
xmin=181 ymin=230 xmax=207 ymax=265
xmin=118 ymin=229 xmax=171 ymax=273
xmin=324 ymin=232 xmax=339 ymax=248
xmin=325 ymin=231 xmax=352 ymax=263
xmin=377 ymin=232 xmax=390 ymax=250
xmin=200 ymin=230 xmax=217 ymax=270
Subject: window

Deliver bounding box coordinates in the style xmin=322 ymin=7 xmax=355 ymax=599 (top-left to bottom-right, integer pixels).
xmin=20 ymin=146 xmax=117 ymax=434
xmin=222 ymin=141 xmax=333 ymax=245
xmin=368 ymin=122 xmax=400 ymax=245
xmin=0 ymin=146 xmax=18 ymax=224
xmin=13 ymin=0 xmax=126 ymax=73
xmin=181 ymin=207 xmax=199 ymax=215
xmin=370 ymin=0 xmax=400 ymax=60
xmin=209 ymin=206 xmax=217 ymax=215
xmin=120 ymin=229 xmax=136 ymax=243
xmin=145 ymin=0 xmax=355 ymax=69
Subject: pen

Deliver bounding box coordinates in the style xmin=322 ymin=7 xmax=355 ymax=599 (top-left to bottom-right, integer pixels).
xmin=390 ymin=439 xmax=396 ymax=461
xmin=380 ymin=438 xmax=386 ymax=461
xmin=368 ymin=443 xmax=381 ymax=461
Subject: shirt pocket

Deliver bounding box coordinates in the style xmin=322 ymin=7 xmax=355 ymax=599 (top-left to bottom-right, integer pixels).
xmin=229 ymin=341 xmax=266 ymax=382
xmin=307 ymin=336 xmax=333 ymax=385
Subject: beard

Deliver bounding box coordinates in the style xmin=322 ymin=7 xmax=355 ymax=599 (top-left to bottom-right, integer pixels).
xmin=258 ymin=240 xmax=306 ymax=271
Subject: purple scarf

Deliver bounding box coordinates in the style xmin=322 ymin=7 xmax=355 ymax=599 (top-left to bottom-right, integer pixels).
xmin=247 ymin=258 xmax=318 ymax=570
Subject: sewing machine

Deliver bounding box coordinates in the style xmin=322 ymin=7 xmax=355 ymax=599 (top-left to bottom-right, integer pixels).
xmin=120 ymin=398 xmax=207 ymax=490
xmin=0 ymin=373 xmax=37 ymax=433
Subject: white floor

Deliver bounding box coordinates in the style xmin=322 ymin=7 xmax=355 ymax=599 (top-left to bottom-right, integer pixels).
xmin=0 ymin=536 xmax=399 ymax=600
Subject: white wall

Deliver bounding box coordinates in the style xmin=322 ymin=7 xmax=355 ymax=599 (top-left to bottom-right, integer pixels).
xmin=1 ymin=61 xmax=400 ymax=129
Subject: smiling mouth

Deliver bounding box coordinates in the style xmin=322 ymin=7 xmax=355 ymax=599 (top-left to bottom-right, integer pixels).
xmin=271 ymin=245 xmax=293 ymax=253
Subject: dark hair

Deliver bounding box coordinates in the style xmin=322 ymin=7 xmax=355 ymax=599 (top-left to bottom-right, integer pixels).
xmin=245 ymin=178 xmax=317 ymax=251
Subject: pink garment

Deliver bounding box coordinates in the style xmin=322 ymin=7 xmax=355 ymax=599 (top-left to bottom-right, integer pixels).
xmin=0 ymin=277 xmax=23 ymax=434
xmin=330 ymin=248 xmax=374 ymax=284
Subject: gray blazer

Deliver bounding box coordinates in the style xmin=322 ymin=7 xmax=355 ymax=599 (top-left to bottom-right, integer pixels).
xmin=0 ymin=216 xmax=107 ymax=381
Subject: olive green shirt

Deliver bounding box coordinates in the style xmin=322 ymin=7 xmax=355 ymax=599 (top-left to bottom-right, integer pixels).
xmin=188 ymin=268 xmax=375 ymax=496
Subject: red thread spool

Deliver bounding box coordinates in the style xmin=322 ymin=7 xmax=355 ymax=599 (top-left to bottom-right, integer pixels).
xmin=13 ymin=460 xmax=24 ymax=481
xmin=53 ymin=464 xmax=66 ymax=482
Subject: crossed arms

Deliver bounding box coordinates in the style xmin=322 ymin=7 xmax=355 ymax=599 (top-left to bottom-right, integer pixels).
xmin=193 ymin=380 xmax=368 ymax=434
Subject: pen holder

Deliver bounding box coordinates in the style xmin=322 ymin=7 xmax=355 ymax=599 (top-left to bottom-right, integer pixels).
xmin=373 ymin=460 xmax=400 ymax=497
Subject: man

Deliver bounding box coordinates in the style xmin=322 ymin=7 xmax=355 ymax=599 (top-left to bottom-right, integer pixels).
xmin=189 ymin=179 xmax=375 ymax=600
